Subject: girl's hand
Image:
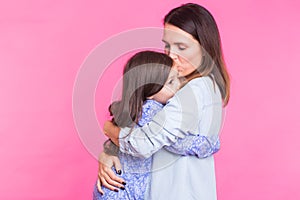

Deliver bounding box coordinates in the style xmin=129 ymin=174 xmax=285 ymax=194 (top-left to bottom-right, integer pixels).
xmin=97 ymin=152 xmax=126 ymax=194
xmin=103 ymin=121 xmax=121 ymax=146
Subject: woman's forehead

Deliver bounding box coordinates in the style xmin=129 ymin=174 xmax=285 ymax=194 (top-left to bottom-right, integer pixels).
xmin=163 ymin=24 xmax=198 ymax=44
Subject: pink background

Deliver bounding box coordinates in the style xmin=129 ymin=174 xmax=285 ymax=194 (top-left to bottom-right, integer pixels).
xmin=1 ymin=0 xmax=300 ymax=199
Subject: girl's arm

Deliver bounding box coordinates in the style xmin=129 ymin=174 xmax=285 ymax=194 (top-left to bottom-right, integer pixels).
xmin=163 ymin=135 xmax=220 ymax=158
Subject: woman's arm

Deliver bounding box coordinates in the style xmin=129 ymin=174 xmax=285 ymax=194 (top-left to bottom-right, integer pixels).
xmin=96 ymin=152 xmax=126 ymax=194
xmin=103 ymin=139 xmax=119 ymax=156
xmin=105 ymin=79 xmax=223 ymax=158
xmin=104 ymin=121 xmax=220 ymax=158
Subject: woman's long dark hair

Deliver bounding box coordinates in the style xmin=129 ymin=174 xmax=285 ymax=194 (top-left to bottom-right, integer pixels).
xmin=164 ymin=3 xmax=230 ymax=106
xmin=109 ymin=51 xmax=173 ymax=128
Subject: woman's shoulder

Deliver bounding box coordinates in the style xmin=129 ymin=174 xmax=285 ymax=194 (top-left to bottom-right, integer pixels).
xmin=187 ymin=76 xmax=213 ymax=87
xmin=177 ymin=76 xmax=222 ymax=104
xmin=182 ymin=76 xmax=214 ymax=94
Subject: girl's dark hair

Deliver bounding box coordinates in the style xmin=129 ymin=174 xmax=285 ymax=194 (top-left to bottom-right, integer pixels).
xmin=164 ymin=3 xmax=230 ymax=106
xmin=109 ymin=51 xmax=173 ymax=127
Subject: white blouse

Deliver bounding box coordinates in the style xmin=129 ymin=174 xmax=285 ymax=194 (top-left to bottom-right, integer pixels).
xmin=119 ymin=76 xmax=223 ymax=200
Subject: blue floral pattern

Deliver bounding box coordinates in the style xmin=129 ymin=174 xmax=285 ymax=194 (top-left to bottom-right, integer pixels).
xmin=93 ymin=99 xmax=220 ymax=199
xmin=93 ymin=100 xmax=162 ymax=200
xmin=164 ymin=135 xmax=220 ymax=158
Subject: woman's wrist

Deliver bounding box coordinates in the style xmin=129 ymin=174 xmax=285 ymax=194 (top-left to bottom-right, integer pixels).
xmin=103 ymin=139 xmax=119 ymax=156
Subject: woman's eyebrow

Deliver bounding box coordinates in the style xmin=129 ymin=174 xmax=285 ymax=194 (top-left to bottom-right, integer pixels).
xmin=174 ymin=42 xmax=187 ymax=46
xmin=162 ymin=40 xmax=187 ymax=46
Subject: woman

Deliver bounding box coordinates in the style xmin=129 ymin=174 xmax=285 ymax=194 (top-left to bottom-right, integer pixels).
xmin=99 ymin=3 xmax=230 ymax=199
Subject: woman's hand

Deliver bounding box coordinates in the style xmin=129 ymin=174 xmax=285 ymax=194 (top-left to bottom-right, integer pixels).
xmin=103 ymin=121 xmax=121 ymax=146
xmin=97 ymin=152 xmax=126 ymax=195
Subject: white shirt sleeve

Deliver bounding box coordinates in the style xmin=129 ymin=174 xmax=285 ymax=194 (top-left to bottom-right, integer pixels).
xmin=119 ymin=78 xmax=207 ymax=158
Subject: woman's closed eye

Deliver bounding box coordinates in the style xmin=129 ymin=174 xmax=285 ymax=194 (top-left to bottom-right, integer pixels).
xmin=177 ymin=44 xmax=187 ymax=51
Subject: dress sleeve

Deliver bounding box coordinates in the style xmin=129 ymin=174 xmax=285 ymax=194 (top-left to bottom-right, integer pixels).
xmin=163 ymin=135 xmax=220 ymax=158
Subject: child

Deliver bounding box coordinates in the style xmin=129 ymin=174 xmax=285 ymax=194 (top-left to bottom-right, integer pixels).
xmin=93 ymin=51 xmax=219 ymax=199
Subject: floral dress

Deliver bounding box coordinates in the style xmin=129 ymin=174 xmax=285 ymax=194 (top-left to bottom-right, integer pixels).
xmin=93 ymin=99 xmax=220 ymax=200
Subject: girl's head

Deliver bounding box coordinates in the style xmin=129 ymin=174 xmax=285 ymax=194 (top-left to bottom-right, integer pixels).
xmin=110 ymin=51 xmax=180 ymax=127
xmin=163 ymin=3 xmax=230 ymax=105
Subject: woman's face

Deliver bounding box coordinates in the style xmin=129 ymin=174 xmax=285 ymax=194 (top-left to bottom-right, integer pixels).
xmin=163 ymin=23 xmax=202 ymax=78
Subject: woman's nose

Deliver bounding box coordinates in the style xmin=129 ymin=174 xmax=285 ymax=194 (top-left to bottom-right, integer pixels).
xmin=169 ymin=51 xmax=178 ymax=61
